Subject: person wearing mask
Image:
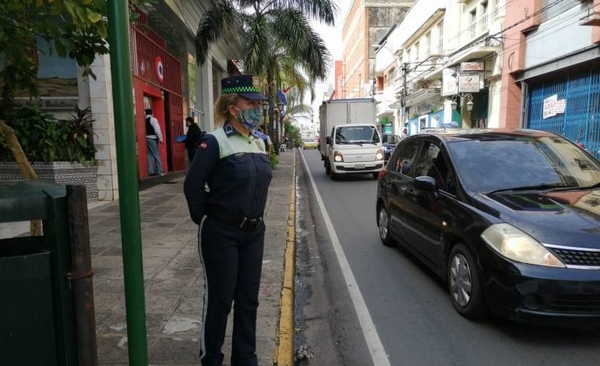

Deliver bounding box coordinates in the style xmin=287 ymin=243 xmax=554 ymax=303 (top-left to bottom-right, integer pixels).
xmin=184 ymin=74 xmax=271 ymax=366
xmin=185 ymin=116 xmax=203 ymax=163
xmin=145 ymin=108 xmax=164 ymax=176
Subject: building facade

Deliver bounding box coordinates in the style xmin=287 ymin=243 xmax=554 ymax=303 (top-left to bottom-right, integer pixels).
xmin=340 ymin=1 xmax=415 ymax=100
xmin=503 ymin=0 xmax=600 ymax=158
xmin=29 ymin=0 xmax=242 ymax=200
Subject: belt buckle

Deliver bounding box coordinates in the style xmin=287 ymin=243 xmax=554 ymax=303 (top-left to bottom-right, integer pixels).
xmin=240 ymin=217 xmax=262 ymax=229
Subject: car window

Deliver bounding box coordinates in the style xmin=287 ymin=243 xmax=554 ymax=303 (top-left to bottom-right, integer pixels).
xmin=391 ymin=139 xmax=421 ymax=176
xmin=415 ymin=142 xmax=440 ymax=177
xmin=449 ymin=137 xmax=600 ymax=192
xmin=335 ymin=126 xmax=381 ymax=144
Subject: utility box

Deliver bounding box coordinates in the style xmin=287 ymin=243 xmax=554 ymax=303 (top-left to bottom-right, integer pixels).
xmin=0 ymin=181 xmax=77 ymax=365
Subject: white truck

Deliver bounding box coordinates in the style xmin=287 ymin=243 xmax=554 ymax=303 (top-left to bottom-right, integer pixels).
xmin=319 ymin=98 xmax=384 ymax=180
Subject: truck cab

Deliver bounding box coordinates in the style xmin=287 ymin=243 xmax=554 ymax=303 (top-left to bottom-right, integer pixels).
xmin=324 ymin=123 xmax=384 ymax=180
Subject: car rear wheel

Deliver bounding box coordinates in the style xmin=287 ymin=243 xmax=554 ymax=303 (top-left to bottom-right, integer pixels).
xmin=377 ymin=206 xmax=395 ymax=247
xmin=448 ymin=244 xmax=487 ymax=319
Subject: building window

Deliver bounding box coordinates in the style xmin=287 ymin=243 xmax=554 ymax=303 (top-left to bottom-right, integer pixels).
xmin=406 ymin=49 xmax=411 ymax=65
xmin=425 ymin=32 xmax=431 ymax=56
xmin=388 ymin=68 xmax=395 ymax=86
xmin=414 ymin=42 xmax=419 ymax=62
xmin=437 ymin=21 xmax=443 ymax=55
xmin=469 ymin=9 xmax=477 ymax=38
xmin=481 ymin=0 xmax=488 ymax=30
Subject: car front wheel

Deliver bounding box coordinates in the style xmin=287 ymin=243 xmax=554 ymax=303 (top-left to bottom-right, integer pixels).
xmin=447 ymin=244 xmax=487 ymax=319
xmin=377 ymin=205 xmax=395 ymax=247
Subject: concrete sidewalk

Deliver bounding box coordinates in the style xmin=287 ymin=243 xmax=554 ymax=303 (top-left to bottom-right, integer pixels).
xmin=89 ymin=150 xmax=295 ymax=365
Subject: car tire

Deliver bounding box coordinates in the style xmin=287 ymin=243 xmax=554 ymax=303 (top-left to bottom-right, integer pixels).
xmin=377 ymin=205 xmax=395 ymax=247
xmin=447 ymin=244 xmax=488 ymax=319
xmin=330 ymin=171 xmax=338 ymax=180
xmin=325 ymin=162 xmax=331 ymax=176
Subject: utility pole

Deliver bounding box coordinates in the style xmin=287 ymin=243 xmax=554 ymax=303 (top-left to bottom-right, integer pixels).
xmin=402 ymin=62 xmax=409 ymax=132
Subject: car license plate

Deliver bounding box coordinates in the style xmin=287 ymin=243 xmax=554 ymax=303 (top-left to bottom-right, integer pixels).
xmin=356 ymin=164 xmax=365 ymax=169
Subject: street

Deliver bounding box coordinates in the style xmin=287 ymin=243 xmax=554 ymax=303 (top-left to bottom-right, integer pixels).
xmin=294 ymin=149 xmax=600 ymax=366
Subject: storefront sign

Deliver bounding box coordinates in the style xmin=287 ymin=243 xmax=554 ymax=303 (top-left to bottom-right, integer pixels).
xmin=458 ymin=74 xmax=480 ymax=93
xmin=442 ymin=69 xmax=458 ymax=96
xmin=460 ymin=62 xmax=485 ymax=72
xmin=543 ymin=94 xmax=567 ymax=119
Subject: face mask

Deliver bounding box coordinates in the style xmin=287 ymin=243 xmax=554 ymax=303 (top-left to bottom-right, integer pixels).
xmin=235 ymin=107 xmax=263 ymax=130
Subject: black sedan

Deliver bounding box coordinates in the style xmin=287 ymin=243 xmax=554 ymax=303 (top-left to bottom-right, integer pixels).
xmin=376 ymin=128 xmax=600 ymax=327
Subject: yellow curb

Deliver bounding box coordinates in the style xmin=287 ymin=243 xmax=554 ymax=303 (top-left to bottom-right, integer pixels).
xmin=273 ymin=152 xmax=296 ymax=366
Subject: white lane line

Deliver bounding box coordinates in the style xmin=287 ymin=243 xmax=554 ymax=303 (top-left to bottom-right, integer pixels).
xmin=300 ymin=151 xmax=391 ymax=366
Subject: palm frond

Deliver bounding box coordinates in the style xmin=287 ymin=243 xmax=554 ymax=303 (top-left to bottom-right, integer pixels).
xmin=271 ymin=0 xmax=337 ymax=25
xmin=195 ymin=0 xmax=241 ymax=66
xmin=243 ymin=14 xmax=272 ymax=75
xmin=272 ymin=8 xmax=331 ymax=80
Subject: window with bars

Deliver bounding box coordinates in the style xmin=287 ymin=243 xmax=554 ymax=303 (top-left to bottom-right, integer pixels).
xmin=469 ymin=9 xmax=477 ymax=38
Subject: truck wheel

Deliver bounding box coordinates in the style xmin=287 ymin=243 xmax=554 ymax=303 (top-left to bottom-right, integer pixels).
xmin=325 ymin=162 xmax=331 ymax=176
xmin=330 ymin=171 xmax=338 ymax=180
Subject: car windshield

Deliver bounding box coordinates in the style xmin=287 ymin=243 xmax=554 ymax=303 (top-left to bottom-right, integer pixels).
xmin=335 ymin=126 xmax=380 ymax=144
xmin=448 ymin=136 xmax=600 ymax=193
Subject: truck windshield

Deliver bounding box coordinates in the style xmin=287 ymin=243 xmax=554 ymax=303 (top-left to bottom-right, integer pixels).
xmin=335 ymin=126 xmax=380 ymax=144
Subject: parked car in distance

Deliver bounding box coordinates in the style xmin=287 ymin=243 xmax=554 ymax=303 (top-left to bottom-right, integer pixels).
xmin=302 ymin=138 xmax=319 ymax=150
xmin=381 ymin=133 xmax=402 ymax=162
xmin=376 ymin=128 xmax=600 ymax=328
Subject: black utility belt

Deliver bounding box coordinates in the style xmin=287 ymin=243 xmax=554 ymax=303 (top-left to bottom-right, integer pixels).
xmin=208 ymin=205 xmax=263 ymax=230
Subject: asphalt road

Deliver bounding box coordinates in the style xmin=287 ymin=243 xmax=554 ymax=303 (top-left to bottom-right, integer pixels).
xmin=296 ymin=148 xmax=600 ymax=366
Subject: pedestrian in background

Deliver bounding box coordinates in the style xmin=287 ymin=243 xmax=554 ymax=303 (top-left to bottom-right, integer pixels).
xmin=257 ymin=124 xmax=272 ymax=154
xmin=184 ymin=74 xmax=272 ymax=366
xmin=145 ymin=108 xmax=164 ymax=176
xmin=185 ymin=116 xmax=203 ymax=163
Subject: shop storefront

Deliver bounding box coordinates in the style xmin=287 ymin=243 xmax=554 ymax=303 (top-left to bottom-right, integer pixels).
xmin=131 ymin=11 xmax=185 ymax=179
xmin=526 ymin=66 xmax=600 ymax=159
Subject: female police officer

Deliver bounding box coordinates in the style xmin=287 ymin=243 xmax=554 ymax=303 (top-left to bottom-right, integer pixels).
xmin=184 ymin=74 xmax=271 ymax=366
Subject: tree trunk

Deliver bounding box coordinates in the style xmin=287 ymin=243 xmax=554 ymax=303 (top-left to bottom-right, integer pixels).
xmin=0 ymin=119 xmax=42 ymax=236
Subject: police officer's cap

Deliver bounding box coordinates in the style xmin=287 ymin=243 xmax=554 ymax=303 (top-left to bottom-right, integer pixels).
xmin=221 ymin=75 xmax=266 ymax=100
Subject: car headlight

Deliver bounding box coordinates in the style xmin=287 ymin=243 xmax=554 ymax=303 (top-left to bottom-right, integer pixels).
xmin=334 ymin=151 xmax=343 ymax=162
xmin=375 ymin=149 xmax=384 ymax=161
xmin=481 ymin=223 xmax=565 ymax=268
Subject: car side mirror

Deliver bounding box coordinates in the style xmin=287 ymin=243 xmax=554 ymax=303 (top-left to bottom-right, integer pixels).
xmin=325 ymin=136 xmax=332 ymax=145
xmin=414 ymin=176 xmax=437 ymax=192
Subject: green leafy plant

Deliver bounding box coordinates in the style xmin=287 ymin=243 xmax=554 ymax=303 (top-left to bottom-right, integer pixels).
xmin=269 ymin=149 xmax=279 ymax=169
xmin=0 ymin=105 xmax=97 ymax=165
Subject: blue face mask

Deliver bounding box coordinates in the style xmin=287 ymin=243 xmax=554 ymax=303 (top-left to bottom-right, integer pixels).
xmin=235 ymin=107 xmax=263 ymax=130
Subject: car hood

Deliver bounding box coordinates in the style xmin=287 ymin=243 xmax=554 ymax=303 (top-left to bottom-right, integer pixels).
xmin=474 ymin=190 xmax=600 ymax=248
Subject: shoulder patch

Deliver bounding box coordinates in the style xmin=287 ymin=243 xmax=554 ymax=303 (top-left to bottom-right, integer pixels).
xmin=199 ymin=141 xmax=208 ymax=149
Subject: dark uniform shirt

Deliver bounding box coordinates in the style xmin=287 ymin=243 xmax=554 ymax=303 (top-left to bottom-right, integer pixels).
xmin=184 ymin=121 xmax=272 ymax=225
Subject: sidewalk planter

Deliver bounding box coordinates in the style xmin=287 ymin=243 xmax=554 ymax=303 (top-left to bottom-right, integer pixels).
xmin=0 ymin=162 xmax=98 ymax=200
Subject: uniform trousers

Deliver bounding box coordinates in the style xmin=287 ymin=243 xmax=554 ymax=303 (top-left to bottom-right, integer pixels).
xmin=198 ymin=215 xmax=265 ymax=366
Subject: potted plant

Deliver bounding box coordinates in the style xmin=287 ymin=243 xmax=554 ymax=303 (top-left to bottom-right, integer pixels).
xmin=0 ymin=105 xmax=98 ymax=200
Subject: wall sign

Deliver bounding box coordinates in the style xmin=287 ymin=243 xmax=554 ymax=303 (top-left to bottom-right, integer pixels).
xmin=543 ymin=94 xmax=566 ymax=119
xmin=458 ymin=74 xmax=480 ymax=93
xmin=155 ymin=56 xmax=164 ymax=83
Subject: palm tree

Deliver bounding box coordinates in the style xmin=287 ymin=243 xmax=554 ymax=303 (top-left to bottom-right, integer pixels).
xmin=194 ymin=0 xmax=338 ymax=145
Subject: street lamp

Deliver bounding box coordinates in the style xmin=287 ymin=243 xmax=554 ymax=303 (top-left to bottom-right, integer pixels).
xmin=450 ymin=93 xmax=474 ymax=112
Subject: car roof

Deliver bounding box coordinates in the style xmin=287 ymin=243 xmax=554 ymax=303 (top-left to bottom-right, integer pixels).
xmin=413 ymin=128 xmax=559 ymax=143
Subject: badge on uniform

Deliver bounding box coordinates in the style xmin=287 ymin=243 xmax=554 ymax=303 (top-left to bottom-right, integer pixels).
xmin=254 ymin=138 xmax=265 ymax=151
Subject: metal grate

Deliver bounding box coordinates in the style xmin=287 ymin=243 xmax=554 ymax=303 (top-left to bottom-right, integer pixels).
xmin=550 ymin=247 xmax=600 ymax=267
xmin=548 ymin=294 xmax=600 ymax=313
xmin=527 ymin=68 xmax=600 ymax=160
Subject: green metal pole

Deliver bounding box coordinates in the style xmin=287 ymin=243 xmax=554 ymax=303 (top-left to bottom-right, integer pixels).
xmin=106 ymin=2 xmax=149 ymax=365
